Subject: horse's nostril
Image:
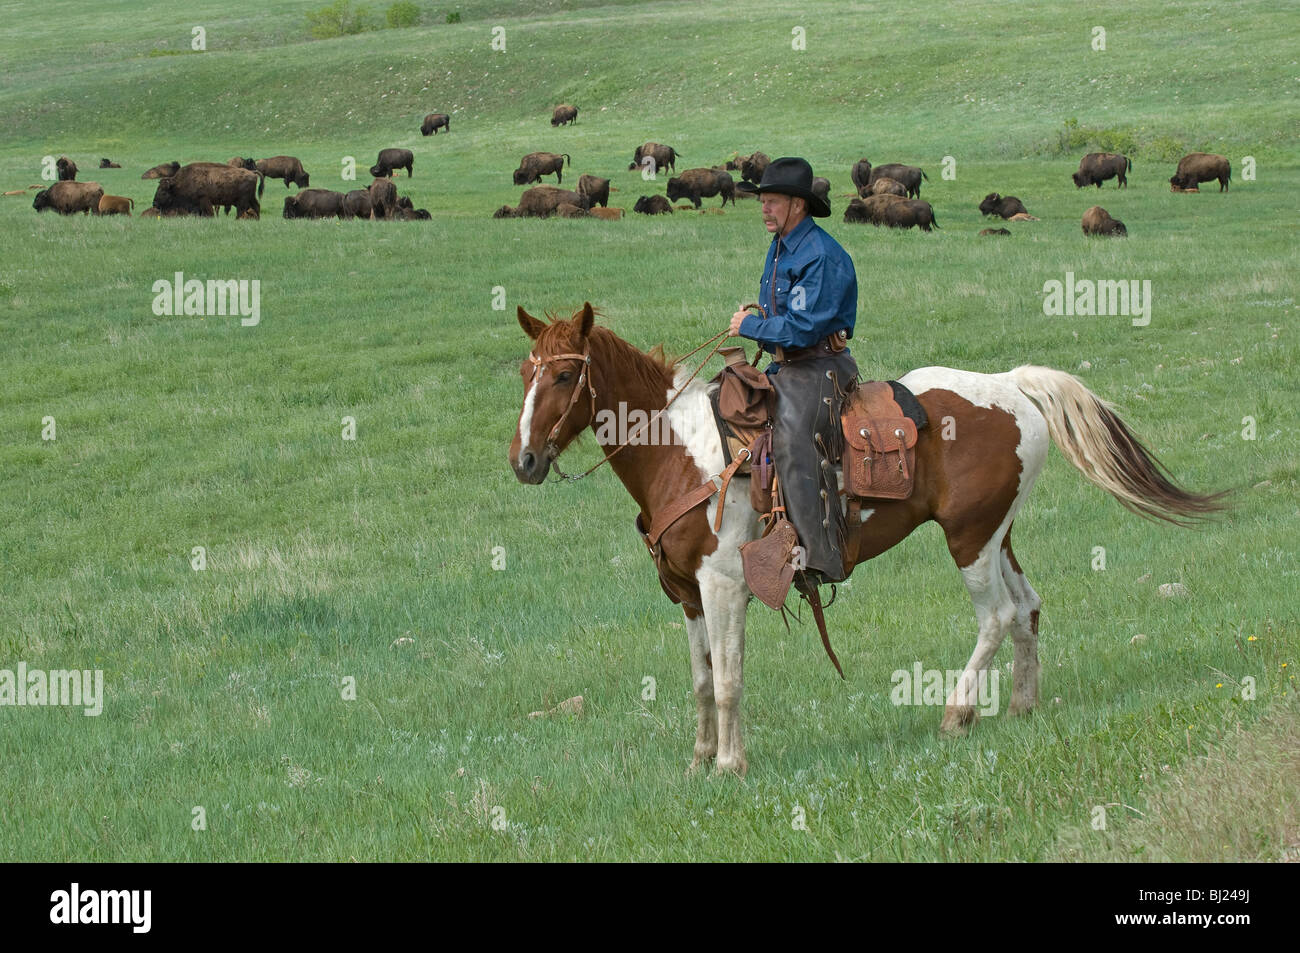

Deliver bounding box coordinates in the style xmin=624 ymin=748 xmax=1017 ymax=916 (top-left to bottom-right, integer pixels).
xmin=520 ymin=451 xmax=535 ymax=471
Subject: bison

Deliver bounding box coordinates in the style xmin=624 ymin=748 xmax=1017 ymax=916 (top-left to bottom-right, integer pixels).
xmin=551 ymin=104 xmax=579 ymax=126
xmin=97 ymin=194 xmax=134 ymax=216
xmin=283 ymin=188 xmax=346 ymax=219
xmin=588 ymin=207 xmax=623 ymax=220
xmin=227 ymin=157 xmax=258 ymax=171
xmin=843 ymin=194 xmax=904 ymax=224
xmin=142 ymin=161 xmax=180 ymax=180
xmin=1073 ymin=152 xmax=1130 ymax=189
xmin=577 ymin=174 xmax=610 ymax=208
xmin=666 ymin=168 xmax=734 ymax=209
xmin=394 ymin=206 xmax=432 ymax=220
xmin=56 ymin=156 xmax=77 ymax=181
xmin=513 ymin=152 xmax=569 ymax=186
xmin=979 ymin=193 xmax=1038 ymax=220
xmin=368 ymin=177 xmax=399 ymax=219
xmin=32 ymin=181 xmax=102 ymax=214
xmin=843 ymin=194 xmax=937 ymax=230
xmin=1170 ymin=153 xmax=1230 ymax=192
xmin=555 ymin=203 xmax=587 ymax=218
xmin=628 ymin=142 xmax=680 ymax=174
xmin=1081 ymin=205 xmax=1127 ymax=237
xmin=98 ymin=158 xmax=121 ymax=169
xmin=342 ymin=189 xmax=372 ymax=218
xmin=633 ymin=195 xmax=673 ymax=215
xmin=370 ymin=148 xmax=415 ymax=178
xmin=979 ymin=227 xmax=1011 ymax=236
xmin=850 ymin=159 xmax=872 ymax=192
xmin=735 ymin=151 xmax=770 ymax=185
xmin=868 ymin=177 xmax=907 ymax=197
xmin=256 ymin=155 xmax=310 ymax=189
xmin=867 ymin=163 xmax=928 ymax=198
xmin=421 ymin=113 xmax=450 ymax=135
xmin=152 ymin=162 xmax=263 ymax=218
xmin=494 ymin=186 xmax=590 ymax=219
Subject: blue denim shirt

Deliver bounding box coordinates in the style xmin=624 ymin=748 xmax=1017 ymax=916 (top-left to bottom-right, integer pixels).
xmin=736 ymin=217 xmax=857 ymax=364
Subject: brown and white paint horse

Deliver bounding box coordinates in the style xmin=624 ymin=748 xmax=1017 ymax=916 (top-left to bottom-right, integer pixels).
xmin=510 ymin=303 xmax=1224 ymax=776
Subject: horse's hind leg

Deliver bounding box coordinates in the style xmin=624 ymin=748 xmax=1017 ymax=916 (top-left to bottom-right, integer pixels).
xmin=941 ymin=526 xmax=1017 ymax=734
xmin=1000 ymin=530 xmax=1042 ymax=716
xmin=683 ymin=608 xmax=718 ymax=775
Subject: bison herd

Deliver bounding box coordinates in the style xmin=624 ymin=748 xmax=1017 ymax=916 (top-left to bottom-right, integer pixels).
xmin=28 ymin=101 xmax=1235 ymax=240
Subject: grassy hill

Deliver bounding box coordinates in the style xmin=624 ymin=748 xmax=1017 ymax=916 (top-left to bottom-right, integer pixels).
xmin=0 ymin=0 xmax=1295 ymax=861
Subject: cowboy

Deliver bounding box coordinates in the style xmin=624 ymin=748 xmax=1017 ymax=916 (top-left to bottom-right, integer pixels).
xmin=728 ymin=156 xmax=859 ymax=586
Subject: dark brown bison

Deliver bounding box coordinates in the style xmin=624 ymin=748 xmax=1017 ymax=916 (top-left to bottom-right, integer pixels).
xmin=979 ymin=193 xmax=1037 ymax=220
xmin=628 ymin=142 xmax=680 ymax=174
xmin=811 ymin=176 xmax=830 ymax=208
xmin=142 ymin=161 xmax=180 ymax=180
xmin=1073 ymin=152 xmax=1130 ymax=189
xmin=342 ymin=189 xmax=372 ymax=218
xmin=55 ymin=156 xmax=77 ymax=181
xmin=867 ymin=177 xmax=907 ymax=197
xmin=850 ymin=159 xmax=872 ymax=192
xmin=421 ymin=113 xmax=450 ymax=135
xmin=1170 ymin=153 xmax=1230 ymax=192
xmin=394 ymin=206 xmax=432 ymax=220
xmin=257 ymin=155 xmax=310 ymax=188
xmin=577 ymin=174 xmax=610 ymax=208
xmin=237 ymin=207 xmax=259 ymax=220
xmin=843 ymin=194 xmax=904 ymax=224
xmin=1081 ymin=205 xmax=1127 ymax=237
xmin=97 ymin=194 xmax=134 ymax=216
xmin=843 ymin=194 xmax=937 ymax=230
xmin=493 ymin=185 xmax=591 ymax=219
xmin=551 ymin=104 xmax=579 ymax=126
xmin=98 ymin=159 xmax=121 ymax=169
xmin=555 ymin=203 xmax=587 ymax=218
xmin=370 ymin=148 xmax=415 ymax=178
xmin=736 ymin=151 xmax=769 ymax=185
xmin=867 ymin=163 xmax=928 ymax=198
xmin=227 ymin=156 xmax=257 ymax=171
xmin=152 ymin=162 xmax=263 ymax=218
xmin=633 ymin=195 xmax=673 ymax=215
xmin=32 ymin=181 xmax=102 ymax=214
xmin=513 ymin=152 xmax=569 ymax=186
xmin=368 ymin=177 xmax=398 ymax=219
xmin=979 ymin=227 xmax=1011 ymax=236
xmin=588 ymin=207 xmax=623 ymax=220
xmin=283 ymin=188 xmax=346 ymax=219
xmin=666 ymin=168 xmax=734 ymax=208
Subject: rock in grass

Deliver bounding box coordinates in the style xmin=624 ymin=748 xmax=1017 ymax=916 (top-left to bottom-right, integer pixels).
xmin=1158 ymin=582 xmax=1189 ymax=598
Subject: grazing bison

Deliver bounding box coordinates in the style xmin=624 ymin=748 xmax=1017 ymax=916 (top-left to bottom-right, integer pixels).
xmin=142 ymin=161 xmax=180 ymax=180
xmin=633 ymin=195 xmax=673 ymax=215
xmin=283 ymin=188 xmax=346 ymax=219
xmin=1170 ymin=153 xmax=1230 ymax=192
xmin=1073 ymin=152 xmax=1130 ymax=189
xmin=843 ymin=194 xmax=937 ymax=230
xmin=811 ymin=176 xmax=830 ymax=208
xmin=32 ymin=181 xmax=103 ymax=214
xmin=421 ymin=113 xmax=450 ymax=135
xmin=551 ymin=104 xmax=579 ymax=126
xmin=867 ymin=163 xmax=928 ymax=198
xmin=666 ymin=168 xmax=735 ymax=208
xmin=97 ymin=194 xmax=134 ymax=216
xmin=979 ymin=193 xmax=1038 ymax=220
xmin=227 ymin=157 xmax=257 ymax=171
xmin=1081 ymin=205 xmax=1127 ymax=237
xmin=55 ymin=156 xmax=77 ymax=181
xmin=850 ymin=159 xmax=872 ymax=192
xmin=588 ymin=207 xmax=623 ymax=220
xmin=342 ymin=189 xmax=372 ymax=218
xmin=735 ymin=151 xmax=770 ymax=185
xmin=577 ymin=174 xmax=610 ymax=208
xmin=513 ymin=152 xmax=569 ymax=186
xmin=368 ymin=177 xmax=399 ymax=219
xmin=980 ymin=227 xmax=1011 ymax=236
xmin=98 ymin=158 xmax=121 ymax=169
xmin=370 ymin=148 xmax=415 ymax=178
xmin=493 ymin=185 xmax=590 ymax=219
xmin=868 ymin=177 xmax=907 ymax=197
xmin=257 ymin=155 xmax=310 ymax=189
xmin=628 ymin=142 xmax=680 ymax=174
xmin=152 ymin=162 xmax=263 ymax=218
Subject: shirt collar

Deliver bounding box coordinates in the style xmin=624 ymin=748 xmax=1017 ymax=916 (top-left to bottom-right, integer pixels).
xmin=774 ymin=215 xmax=816 ymax=255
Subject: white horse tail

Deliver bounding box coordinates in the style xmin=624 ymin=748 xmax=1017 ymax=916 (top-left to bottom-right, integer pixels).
xmin=1008 ymin=365 xmax=1228 ymax=525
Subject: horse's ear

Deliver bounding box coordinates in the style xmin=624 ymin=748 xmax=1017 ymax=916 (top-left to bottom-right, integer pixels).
xmin=517 ymin=306 xmax=545 ymax=340
xmin=577 ymin=302 xmax=595 ymax=340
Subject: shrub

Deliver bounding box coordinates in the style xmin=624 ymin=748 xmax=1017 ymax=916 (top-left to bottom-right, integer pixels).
xmin=446 ymin=11 xmax=461 ymax=23
xmin=306 ymin=0 xmax=376 ymax=39
xmin=386 ymin=1 xmax=420 ymax=28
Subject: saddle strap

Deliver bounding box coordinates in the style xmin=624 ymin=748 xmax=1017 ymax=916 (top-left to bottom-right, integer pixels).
xmin=645 ymin=445 xmax=754 ymax=550
xmin=805 ymin=586 xmax=845 ymax=679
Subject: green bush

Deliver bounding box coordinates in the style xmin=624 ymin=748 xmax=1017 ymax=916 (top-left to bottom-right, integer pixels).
xmin=386 ymin=2 xmax=421 ymax=28
xmin=305 ymin=0 xmax=376 ymax=39
xmin=446 ymin=11 xmax=461 ymax=23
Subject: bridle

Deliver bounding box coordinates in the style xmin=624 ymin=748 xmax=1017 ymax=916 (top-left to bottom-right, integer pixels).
xmin=526 ymin=328 xmax=732 ymax=482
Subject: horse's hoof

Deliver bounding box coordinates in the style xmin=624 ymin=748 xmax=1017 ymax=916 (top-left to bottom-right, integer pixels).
xmin=686 ymin=753 xmax=715 ymax=777
xmin=713 ymin=756 xmax=748 ymax=778
xmin=940 ymin=705 xmax=978 ymax=734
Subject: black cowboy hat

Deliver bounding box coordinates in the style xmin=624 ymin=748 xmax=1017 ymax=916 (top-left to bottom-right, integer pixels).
xmin=754 ymin=156 xmax=830 ymax=218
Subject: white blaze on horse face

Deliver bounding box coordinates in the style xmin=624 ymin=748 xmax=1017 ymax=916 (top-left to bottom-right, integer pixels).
xmin=516 ymin=363 xmax=541 ymax=464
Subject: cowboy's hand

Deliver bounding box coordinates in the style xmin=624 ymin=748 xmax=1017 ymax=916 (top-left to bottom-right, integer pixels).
xmin=729 ymin=309 xmax=748 ymax=337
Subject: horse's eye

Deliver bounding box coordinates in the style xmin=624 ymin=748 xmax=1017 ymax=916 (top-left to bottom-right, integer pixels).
xmin=555 ymin=371 xmax=572 ymax=384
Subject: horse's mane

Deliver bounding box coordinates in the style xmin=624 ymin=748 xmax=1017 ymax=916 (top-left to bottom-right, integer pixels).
xmin=538 ymin=308 xmax=677 ymax=397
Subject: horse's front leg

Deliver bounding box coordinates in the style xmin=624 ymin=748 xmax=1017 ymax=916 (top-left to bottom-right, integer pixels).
xmin=699 ymin=567 xmax=749 ymax=776
xmin=683 ymin=607 xmax=717 ymax=775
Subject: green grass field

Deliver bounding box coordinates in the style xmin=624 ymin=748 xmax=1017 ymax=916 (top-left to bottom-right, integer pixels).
xmin=0 ymin=0 xmax=1296 ymax=861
